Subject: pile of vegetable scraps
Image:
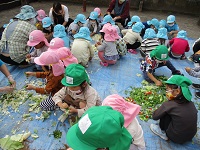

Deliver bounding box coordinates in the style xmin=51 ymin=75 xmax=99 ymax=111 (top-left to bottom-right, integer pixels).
xmin=125 ymin=76 xmax=168 ymax=121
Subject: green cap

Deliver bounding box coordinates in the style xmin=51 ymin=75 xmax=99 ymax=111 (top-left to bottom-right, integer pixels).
xmin=61 ymin=64 xmax=89 ymax=86
xmin=150 ymin=45 xmax=169 ymax=60
xmin=165 ymin=75 xmax=192 ymax=101
xmin=66 ymin=106 xmax=132 ymax=150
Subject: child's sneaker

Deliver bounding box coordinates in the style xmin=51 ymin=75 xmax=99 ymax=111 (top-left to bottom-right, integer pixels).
xmin=192 ymin=83 xmax=200 ymax=90
xmin=100 ymin=61 xmax=108 ymax=67
xmin=195 ymin=91 xmax=200 ymax=99
xmin=128 ymin=49 xmax=137 ymax=54
xmin=150 ymin=124 xmax=169 ymax=141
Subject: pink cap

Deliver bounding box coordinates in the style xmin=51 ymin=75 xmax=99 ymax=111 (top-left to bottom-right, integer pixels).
xmin=100 ymin=23 xmax=120 ymax=42
xmin=102 ymin=94 xmax=141 ymax=128
xmin=56 ymin=47 xmax=78 ymax=67
xmin=94 ymin=7 xmax=101 ymax=16
xmin=36 ymin=9 xmax=47 ymax=21
xmin=27 ymin=30 xmax=49 ymax=47
xmin=48 ymin=38 xmax=65 ymax=51
xmin=34 ymin=51 xmax=64 ymax=76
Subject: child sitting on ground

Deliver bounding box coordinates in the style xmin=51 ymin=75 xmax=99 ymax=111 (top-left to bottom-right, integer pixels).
xmin=53 ymin=24 xmax=70 ymax=48
xmin=52 ymin=64 xmax=102 ymax=117
xmin=150 ymin=75 xmax=197 ymax=144
xmin=102 ymin=94 xmax=146 ymax=150
xmin=168 ymin=30 xmax=190 ymax=60
xmin=157 ymin=27 xmax=168 ymax=45
xmin=140 ymin=28 xmax=160 ymax=57
xmin=48 ymin=37 xmax=65 ymax=51
xmin=35 ymin=9 xmax=47 ymax=31
xmin=71 ymin=27 xmax=94 ymax=68
xmin=122 ymin=22 xmax=144 ymax=54
xmin=25 ymin=50 xmax=64 ymax=111
xmin=140 ymin=45 xmax=182 ymax=86
xmin=96 ymin=23 xmax=120 ymax=66
xmin=85 ymin=11 xmax=101 ymax=37
xmin=94 ymin=7 xmax=103 ymax=23
xmin=126 ymin=15 xmax=141 ymax=29
xmin=42 ymin=17 xmax=54 ymax=42
xmin=165 ymin=15 xmax=179 ymax=39
xmin=26 ymin=30 xmax=49 ymax=71
xmin=185 ymin=54 xmax=200 ymax=98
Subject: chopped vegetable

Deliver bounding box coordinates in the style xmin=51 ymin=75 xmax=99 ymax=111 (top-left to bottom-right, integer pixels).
xmin=53 ymin=130 xmax=62 ymax=139
xmin=31 ymin=134 xmax=39 ymax=139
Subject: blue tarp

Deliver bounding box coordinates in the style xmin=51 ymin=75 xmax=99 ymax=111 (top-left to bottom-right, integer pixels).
xmin=0 ymin=39 xmax=200 ymax=150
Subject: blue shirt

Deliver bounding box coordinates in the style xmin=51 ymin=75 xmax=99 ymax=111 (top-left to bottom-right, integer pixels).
xmin=0 ymin=60 xmax=4 ymax=67
xmin=165 ymin=23 xmax=179 ymax=32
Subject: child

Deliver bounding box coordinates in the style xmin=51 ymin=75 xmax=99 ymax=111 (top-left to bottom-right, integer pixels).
xmin=165 ymin=15 xmax=179 ymax=39
xmin=26 ymin=30 xmax=49 ymax=71
xmin=102 ymin=94 xmax=146 ymax=150
xmin=84 ymin=11 xmax=100 ymax=37
xmin=66 ymin=106 xmax=132 ymax=150
xmin=157 ymin=27 xmax=168 ymax=45
xmin=140 ymin=45 xmax=182 ymax=86
xmin=122 ymin=22 xmax=144 ymax=54
xmin=127 ymin=15 xmax=141 ymax=29
xmin=25 ymin=50 xmax=64 ymax=111
xmin=141 ymin=18 xmax=160 ymax=37
xmin=71 ymin=27 xmax=94 ymax=68
xmin=168 ymin=30 xmax=190 ymax=60
xmin=96 ymin=23 xmax=120 ymax=66
xmin=42 ymin=17 xmax=54 ymax=42
xmin=140 ymin=28 xmax=160 ymax=57
xmin=56 ymin=47 xmax=78 ymax=66
xmin=185 ymin=55 xmax=200 ymax=98
xmin=53 ymin=24 xmax=70 ymax=48
xmin=48 ymin=37 xmax=65 ymax=51
xmin=52 ymin=64 xmax=101 ymax=117
xmin=35 ymin=9 xmax=47 ymax=31
xmin=67 ymin=14 xmax=86 ymax=38
xmin=150 ymin=75 xmax=197 ymax=144
xmin=94 ymin=7 xmax=103 ymax=23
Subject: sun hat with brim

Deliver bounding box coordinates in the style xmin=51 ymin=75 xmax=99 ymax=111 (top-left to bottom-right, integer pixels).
xmin=157 ymin=28 xmax=168 ymax=40
xmin=132 ymin=22 xmax=145 ymax=33
xmin=177 ymin=30 xmax=188 ymax=40
xmin=164 ymin=75 xmax=192 ymax=101
xmin=102 ymin=15 xmax=115 ymax=25
xmin=150 ymin=45 xmax=169 ymax=60
xmin=66 ymin=106 xmax=132 ymax=150
xmin=48 ymin=38 xmax=64 ymax=51
xmin=36 ymin=9 xmax=47 ymax=22
xmin=27 ymin=30 xmax=49 ymax=47
xmin=34 ymin=50 xmax=64 ymax=76
xmin=89 ymin=11 xmax=98 ymax=20
xmin=159 ymin=19 xmax=166 ymax=28
xmin=100 ymin=23 xmax=120 ymax=42
xmin=53 ymin=24 xmax=67 ymax=38
xmin=61 ymin=64 xmax=89 ymax=86
xmin=74 ymin=27 xmax=92 ymax=41
xmin=74 ymin=14 xmax=86 ymax=24
xmin=42 ymin=17 xmax=53 ymax=28
xmin=102 ymin=94 xmax=141 ymax=128
xmin=56 ymin=47 xmax=78 ymax=67
xmin=167 ymin=15 xmax=175 ymax=24
xmin=147 ymin=18 xmax=160 ymax=29
xmin=127 ymin=15 xmax=141 ymax=27
xmin=143 ymin=28 xmax=157 ymax=39
xmin=15 ymin=5 xmax=37 ymax=20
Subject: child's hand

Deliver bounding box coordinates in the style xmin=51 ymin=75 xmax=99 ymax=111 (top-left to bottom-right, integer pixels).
xmin=69 ymin=106 xmax=78 ymax=113
xmin=26 ymin=84 xmax=35 ymax=90
xmin=26 ymin=54 xmax=31 ymax=58
xmin=25 ymin=72 xmax=35 ymax=77
xmin=155 ymin=80 xmax=162 ymax=86
xmin=185 ymin=67 xmax=191 ymax=73
xmin=60 ymin=102 xmax=69 ymax=109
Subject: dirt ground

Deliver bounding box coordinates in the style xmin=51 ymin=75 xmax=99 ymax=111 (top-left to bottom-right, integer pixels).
xmin=0 ymin=1 xmax=199 ymax=39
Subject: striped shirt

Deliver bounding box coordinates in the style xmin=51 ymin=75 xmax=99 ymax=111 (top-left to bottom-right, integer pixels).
xmin=141 ymin=38 xmax=160 ymax=55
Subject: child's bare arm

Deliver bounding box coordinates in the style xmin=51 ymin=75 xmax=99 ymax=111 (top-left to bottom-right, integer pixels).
xmin=147 ymin=72 xmax=162 ymax=86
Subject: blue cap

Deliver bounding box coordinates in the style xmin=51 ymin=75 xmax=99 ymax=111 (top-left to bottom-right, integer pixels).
xmin=132 ymin=22 xmax=144 ymax=33
xmin=89 ymin=11 xmax=98 ymax=20
xmin=157 ymin=28 xmax=168 ymax=40
xmin=177 ymin=30 xmax=188 ymax=40
xmin=102 ymin=15 xmax=115 ymax=25
xmin=42 ymin=17 xmax=53 ymax=28
xmin=127 ymin=15 xmax=141 ymax=27
xmin=143 ymin=28 xmax=156 ymax=39
xmin=74 ymin=14 xmax=86 ymax=24
xmin=74 ymin=27 xmax=92 ymax=41
xmin=167 ymin=15 xmax=175 ymax=24
xmin=147 ymin=18 xmax=160 ymax=29
xmin=53 ymin=24 xmax=67 ymax=38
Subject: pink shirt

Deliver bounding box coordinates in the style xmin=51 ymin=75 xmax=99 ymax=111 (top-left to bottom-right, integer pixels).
xmin=169 ymin=38 xmax=190 ymax=55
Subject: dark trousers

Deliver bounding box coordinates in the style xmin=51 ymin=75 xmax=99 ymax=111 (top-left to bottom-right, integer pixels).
xmin=159 ymin=114 xmax=172 ymax=131
xmin=0 ymin=54 xmax=27 ymax=65
xmin=127 ymin=42 xmax=141 ymax=49
xmin=110 ymin=14 xmax=130 ymax=27
xmin=193 ymin=40 xmax=200 ymax=54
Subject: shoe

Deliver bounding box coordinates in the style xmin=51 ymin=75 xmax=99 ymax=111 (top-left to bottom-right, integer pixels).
xmin=100 ymin=61 xmax=108 ymax=67
xmin=192 ymin=83 xmax=200 ymax=90
xmin=195 ymin=92 xmax=200 ymax=99
xmin=180 ymin=56 xmax=186 ymax=60
xmin=128 ymin=49 xmax=137 ymax=54
xmin=187 ymin=55 xmax=193 ymax=62
xmin=150 ymin=124 xmax=169 ymax=141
